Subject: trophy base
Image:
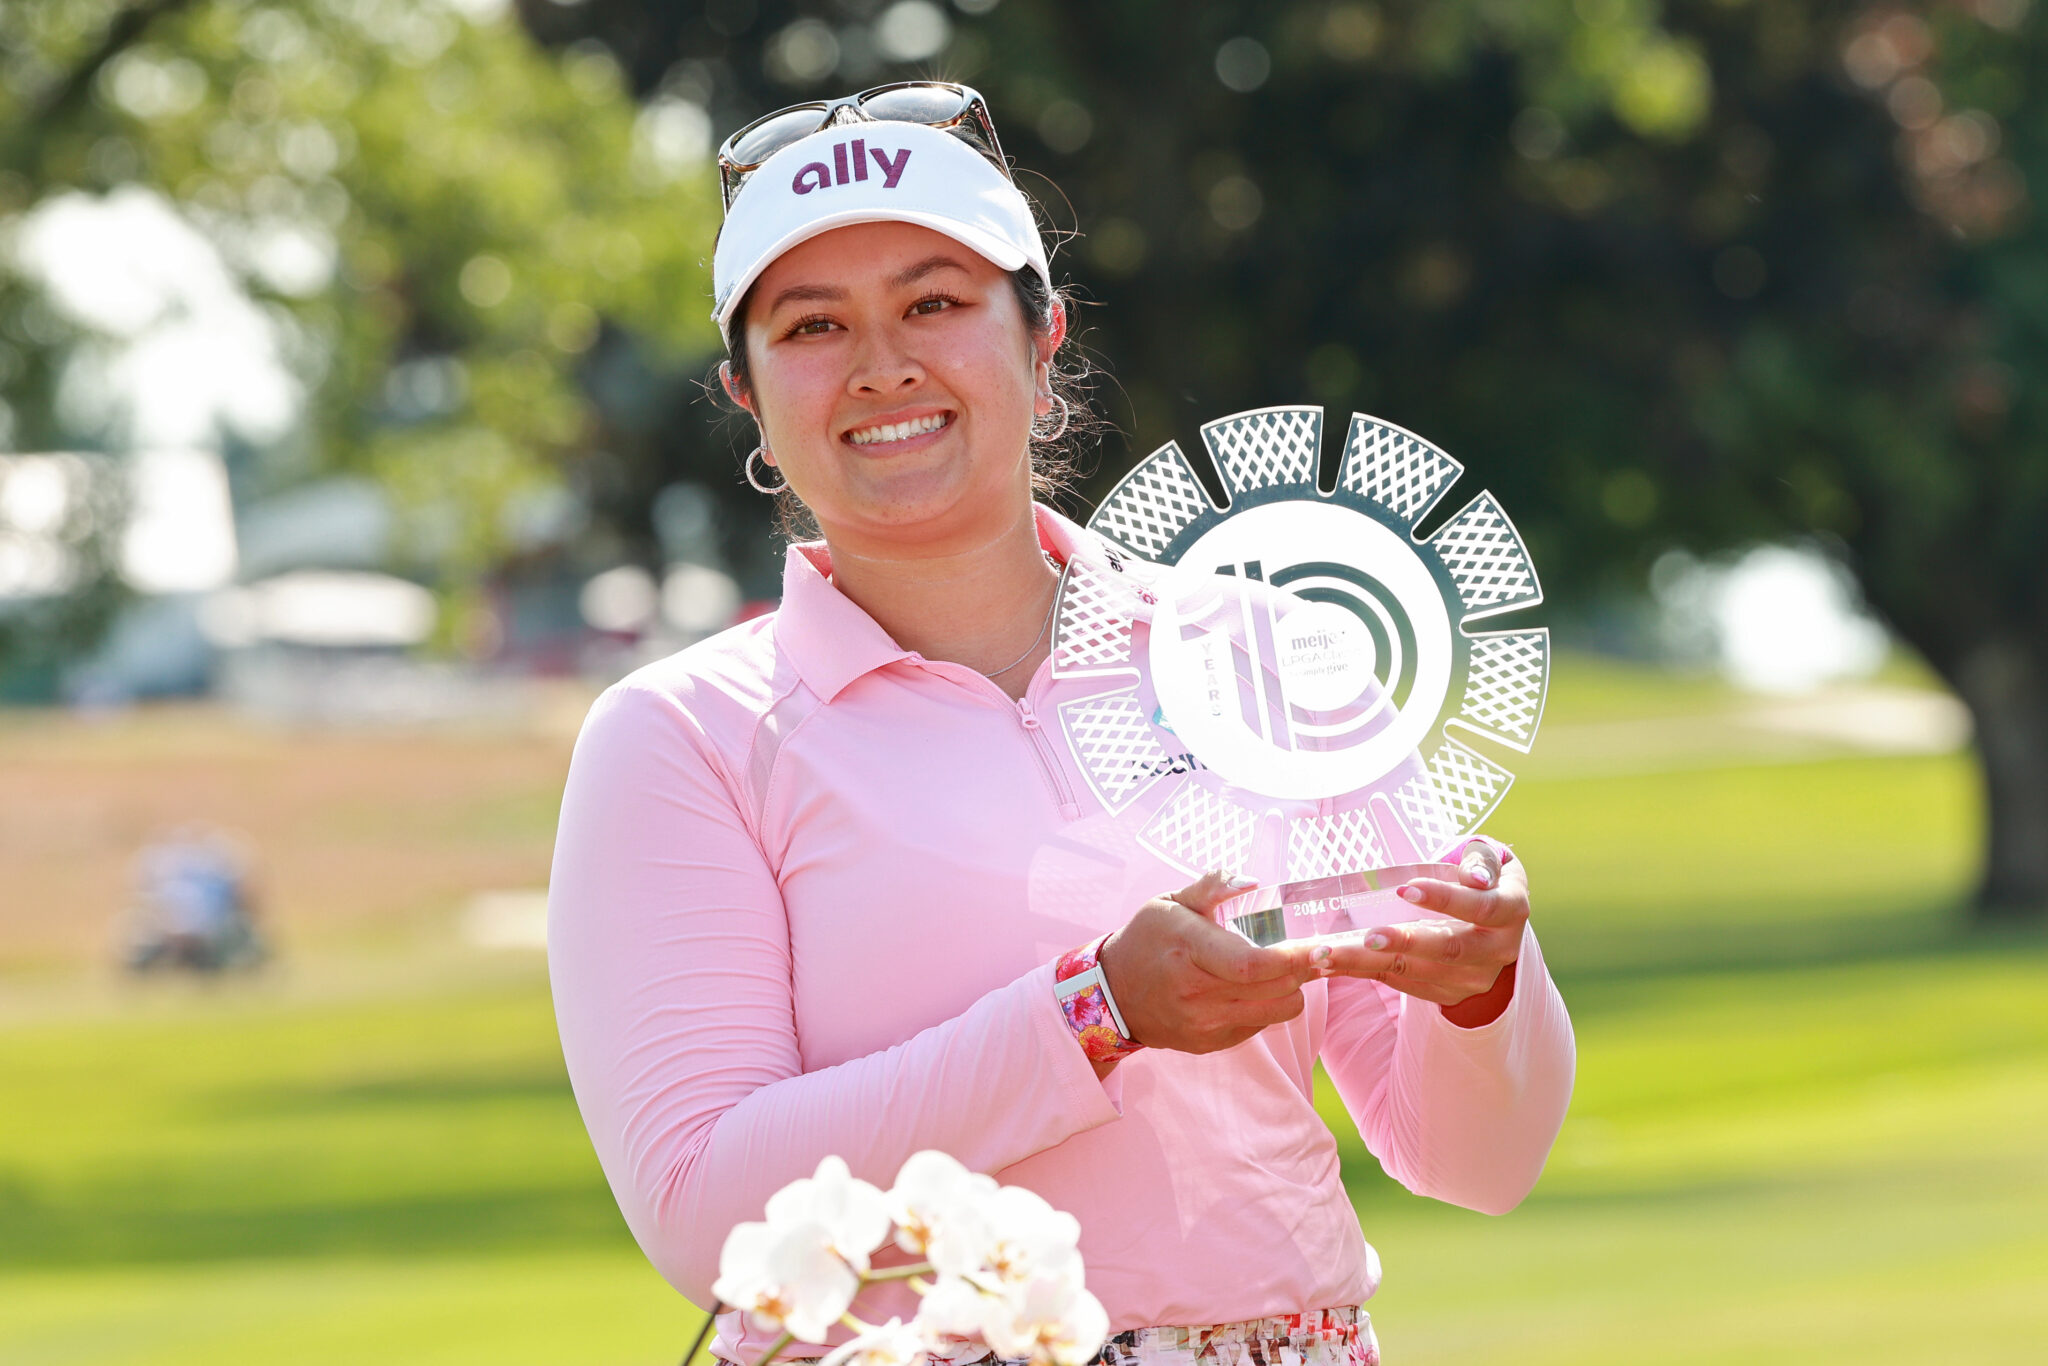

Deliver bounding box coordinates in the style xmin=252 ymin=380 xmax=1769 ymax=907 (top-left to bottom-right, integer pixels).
xmin=1217 ymin=863 xmax=1461 ymax=947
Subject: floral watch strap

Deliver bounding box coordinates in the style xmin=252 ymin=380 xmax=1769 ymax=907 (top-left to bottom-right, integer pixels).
xmin=1053 ymin=934 xmax=1146 ymax=1064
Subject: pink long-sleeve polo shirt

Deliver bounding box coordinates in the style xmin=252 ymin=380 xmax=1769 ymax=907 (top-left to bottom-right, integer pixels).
xmin=547 ymin=505 xmax=1575 ymax=1360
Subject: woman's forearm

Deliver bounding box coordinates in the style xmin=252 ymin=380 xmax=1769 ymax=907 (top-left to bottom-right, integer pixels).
xmin=1321 ymin=923 xmax=1574 ymax=1215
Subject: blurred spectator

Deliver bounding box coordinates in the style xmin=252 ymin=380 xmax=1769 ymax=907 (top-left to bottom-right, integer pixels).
xmin=122 ymin=826 xmax=266 ymax=975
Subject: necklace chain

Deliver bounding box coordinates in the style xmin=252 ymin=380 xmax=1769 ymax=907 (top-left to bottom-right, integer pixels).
xmin=978 ymin=555 xmax=1064 ymax=679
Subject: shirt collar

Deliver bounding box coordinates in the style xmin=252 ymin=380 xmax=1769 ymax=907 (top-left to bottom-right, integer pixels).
xmin=774 ymin=503 xmax=1103 ymax=703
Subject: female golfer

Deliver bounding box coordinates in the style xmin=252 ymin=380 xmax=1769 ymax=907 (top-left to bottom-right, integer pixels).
xmin=549 ymin=84 xmax=1574 ymax=1366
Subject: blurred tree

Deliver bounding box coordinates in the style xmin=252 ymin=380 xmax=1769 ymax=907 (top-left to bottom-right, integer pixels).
xmin=512 ymin=0 xmax=2042 ymax=921
xmin=0 ymin=0 xmax=727 ymax=674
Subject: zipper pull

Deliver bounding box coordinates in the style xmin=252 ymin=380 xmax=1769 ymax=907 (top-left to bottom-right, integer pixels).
xmin=1016 ymin=696 xmax=1080 ymax=819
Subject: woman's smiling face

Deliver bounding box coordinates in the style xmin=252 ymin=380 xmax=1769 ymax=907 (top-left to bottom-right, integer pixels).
xmin=735 ymin=220 xmax=1057 ymax=550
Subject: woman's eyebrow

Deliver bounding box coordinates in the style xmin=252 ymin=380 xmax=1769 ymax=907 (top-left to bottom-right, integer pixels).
xmin=765 ymin=281 xmax=846 ymax=314
xmin=891 ymin=254 xmax=970 ymax=288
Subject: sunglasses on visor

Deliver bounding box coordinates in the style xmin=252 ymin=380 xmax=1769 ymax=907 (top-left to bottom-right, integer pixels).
xmin=717 ymin=81 xmax=1008 ymax=211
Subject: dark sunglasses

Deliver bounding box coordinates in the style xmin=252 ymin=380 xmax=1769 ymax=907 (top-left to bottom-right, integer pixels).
xmin=717 ymin=81 xmax=1008 ymax=211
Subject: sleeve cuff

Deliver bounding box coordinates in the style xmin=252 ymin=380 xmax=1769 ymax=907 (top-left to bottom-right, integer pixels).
xmin=1412 ymin=920 xmax=1545 ymax=1051
xmin=1022 ymin=959 xmax=1126 ymax=1125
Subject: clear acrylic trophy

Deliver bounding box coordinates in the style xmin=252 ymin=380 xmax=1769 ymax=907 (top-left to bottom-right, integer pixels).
xmin=1049 ymin=407 xmax=1549 ymax=947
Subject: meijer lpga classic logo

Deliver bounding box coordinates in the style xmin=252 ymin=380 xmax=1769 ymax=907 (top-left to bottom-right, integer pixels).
xmin=791 ymin=139 xmax=912 ymax=194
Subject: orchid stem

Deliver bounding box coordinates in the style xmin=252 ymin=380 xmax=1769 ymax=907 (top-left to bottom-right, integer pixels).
xmin=750 ymin=1330 xmax=796 ymax=1366
xmin=680 ymin=1299 xmax=724 ymax=1366
xmin=860 ymin=1262 xmax=935 ymax=1283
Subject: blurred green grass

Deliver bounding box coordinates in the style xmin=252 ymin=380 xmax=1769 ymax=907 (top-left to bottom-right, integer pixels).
xmin=3 ymin=655 xmax=2044 ymax=1364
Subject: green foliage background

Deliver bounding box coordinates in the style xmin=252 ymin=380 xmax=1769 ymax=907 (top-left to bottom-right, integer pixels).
xmin=2 ymin=2 xmax=2043 ymax=899
xmin=1 ymin=0 xmax=724 ymax=656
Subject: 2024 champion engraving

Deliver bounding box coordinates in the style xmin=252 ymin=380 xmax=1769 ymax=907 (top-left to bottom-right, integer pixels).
xmin=1050 ymin=407 xmax=1549 ymax=944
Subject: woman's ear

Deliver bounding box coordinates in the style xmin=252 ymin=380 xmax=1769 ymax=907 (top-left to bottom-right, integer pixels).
xmin=719 ymin=359 xmax=754 ymax=415
xmin=1034 ymin=297 xmax=1068 ymax=381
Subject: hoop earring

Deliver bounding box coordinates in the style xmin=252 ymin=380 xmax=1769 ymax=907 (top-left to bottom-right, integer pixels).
xmin=745 ymin=446 xmax=787 ymax=494
xmin=1031 ymin=394 xmax=1071 ymax=443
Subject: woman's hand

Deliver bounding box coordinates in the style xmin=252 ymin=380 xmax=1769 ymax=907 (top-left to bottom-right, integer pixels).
xmin=1099 ymin=871 xmax=1320 ymax=1055
xmin=1320 ymin=841 xmax=1530 ymax=1028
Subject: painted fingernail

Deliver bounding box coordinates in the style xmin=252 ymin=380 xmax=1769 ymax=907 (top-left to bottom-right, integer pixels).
xmin=1398 ymin=885 xmax=1423 ymax=904
xmin=1470 ymin=866 xmax=1494 ymax=888
xmin=1364 ymin=931 xmax=1391 ymax=951
xmin=1310 ymin=945 xmax=1333 ymax=975
xmin=1225 ymin=874 xmax=1258 ymax=890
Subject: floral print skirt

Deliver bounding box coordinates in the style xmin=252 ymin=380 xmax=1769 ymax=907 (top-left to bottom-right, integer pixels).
xmin=897 ymin=1307 xmax=1378 ymax=1366
xmin=1087 ymin=1306 xmax=1379 ymax=1366
xmin=723 ymin=1306 xmax=1380 ymax=1366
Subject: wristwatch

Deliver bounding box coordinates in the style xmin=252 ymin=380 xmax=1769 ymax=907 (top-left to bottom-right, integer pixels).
xmin=1053 ymin=934 xmax=1146 ymax=1064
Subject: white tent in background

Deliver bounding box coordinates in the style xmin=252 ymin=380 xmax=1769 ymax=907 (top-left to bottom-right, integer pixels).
xmin=201 ymin=571 xmax=436 ymax=650
xmin=202 ymin=571 xmax=458 ymax=725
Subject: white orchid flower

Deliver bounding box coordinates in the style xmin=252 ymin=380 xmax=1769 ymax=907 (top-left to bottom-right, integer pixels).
xmin=978 ymin=1185 xmax=1084 ymax=1289
xmin=981 ymin=1273 xmax=1110 ymax=1366
xmin=909 ymin=1273 xmax=1001 ymax=1344
xmin=766 ymin=1155 xmax=895 ymax=1273
xmin=819 ymin=1318 xmax=933 ymax=1366
xmin=888 ymin=1150 xmax=1001 ymax=1276
xmin=712 ymin=1215 xmax=861 ymax=1343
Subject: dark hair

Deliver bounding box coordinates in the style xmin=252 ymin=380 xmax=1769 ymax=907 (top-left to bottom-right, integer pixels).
xmin=717 ymin=266 xmax=1098 ymax=539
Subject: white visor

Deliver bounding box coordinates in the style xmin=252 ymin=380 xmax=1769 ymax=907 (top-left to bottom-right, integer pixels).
xmin=711 ymin=120 xmax=1050 ymax=329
